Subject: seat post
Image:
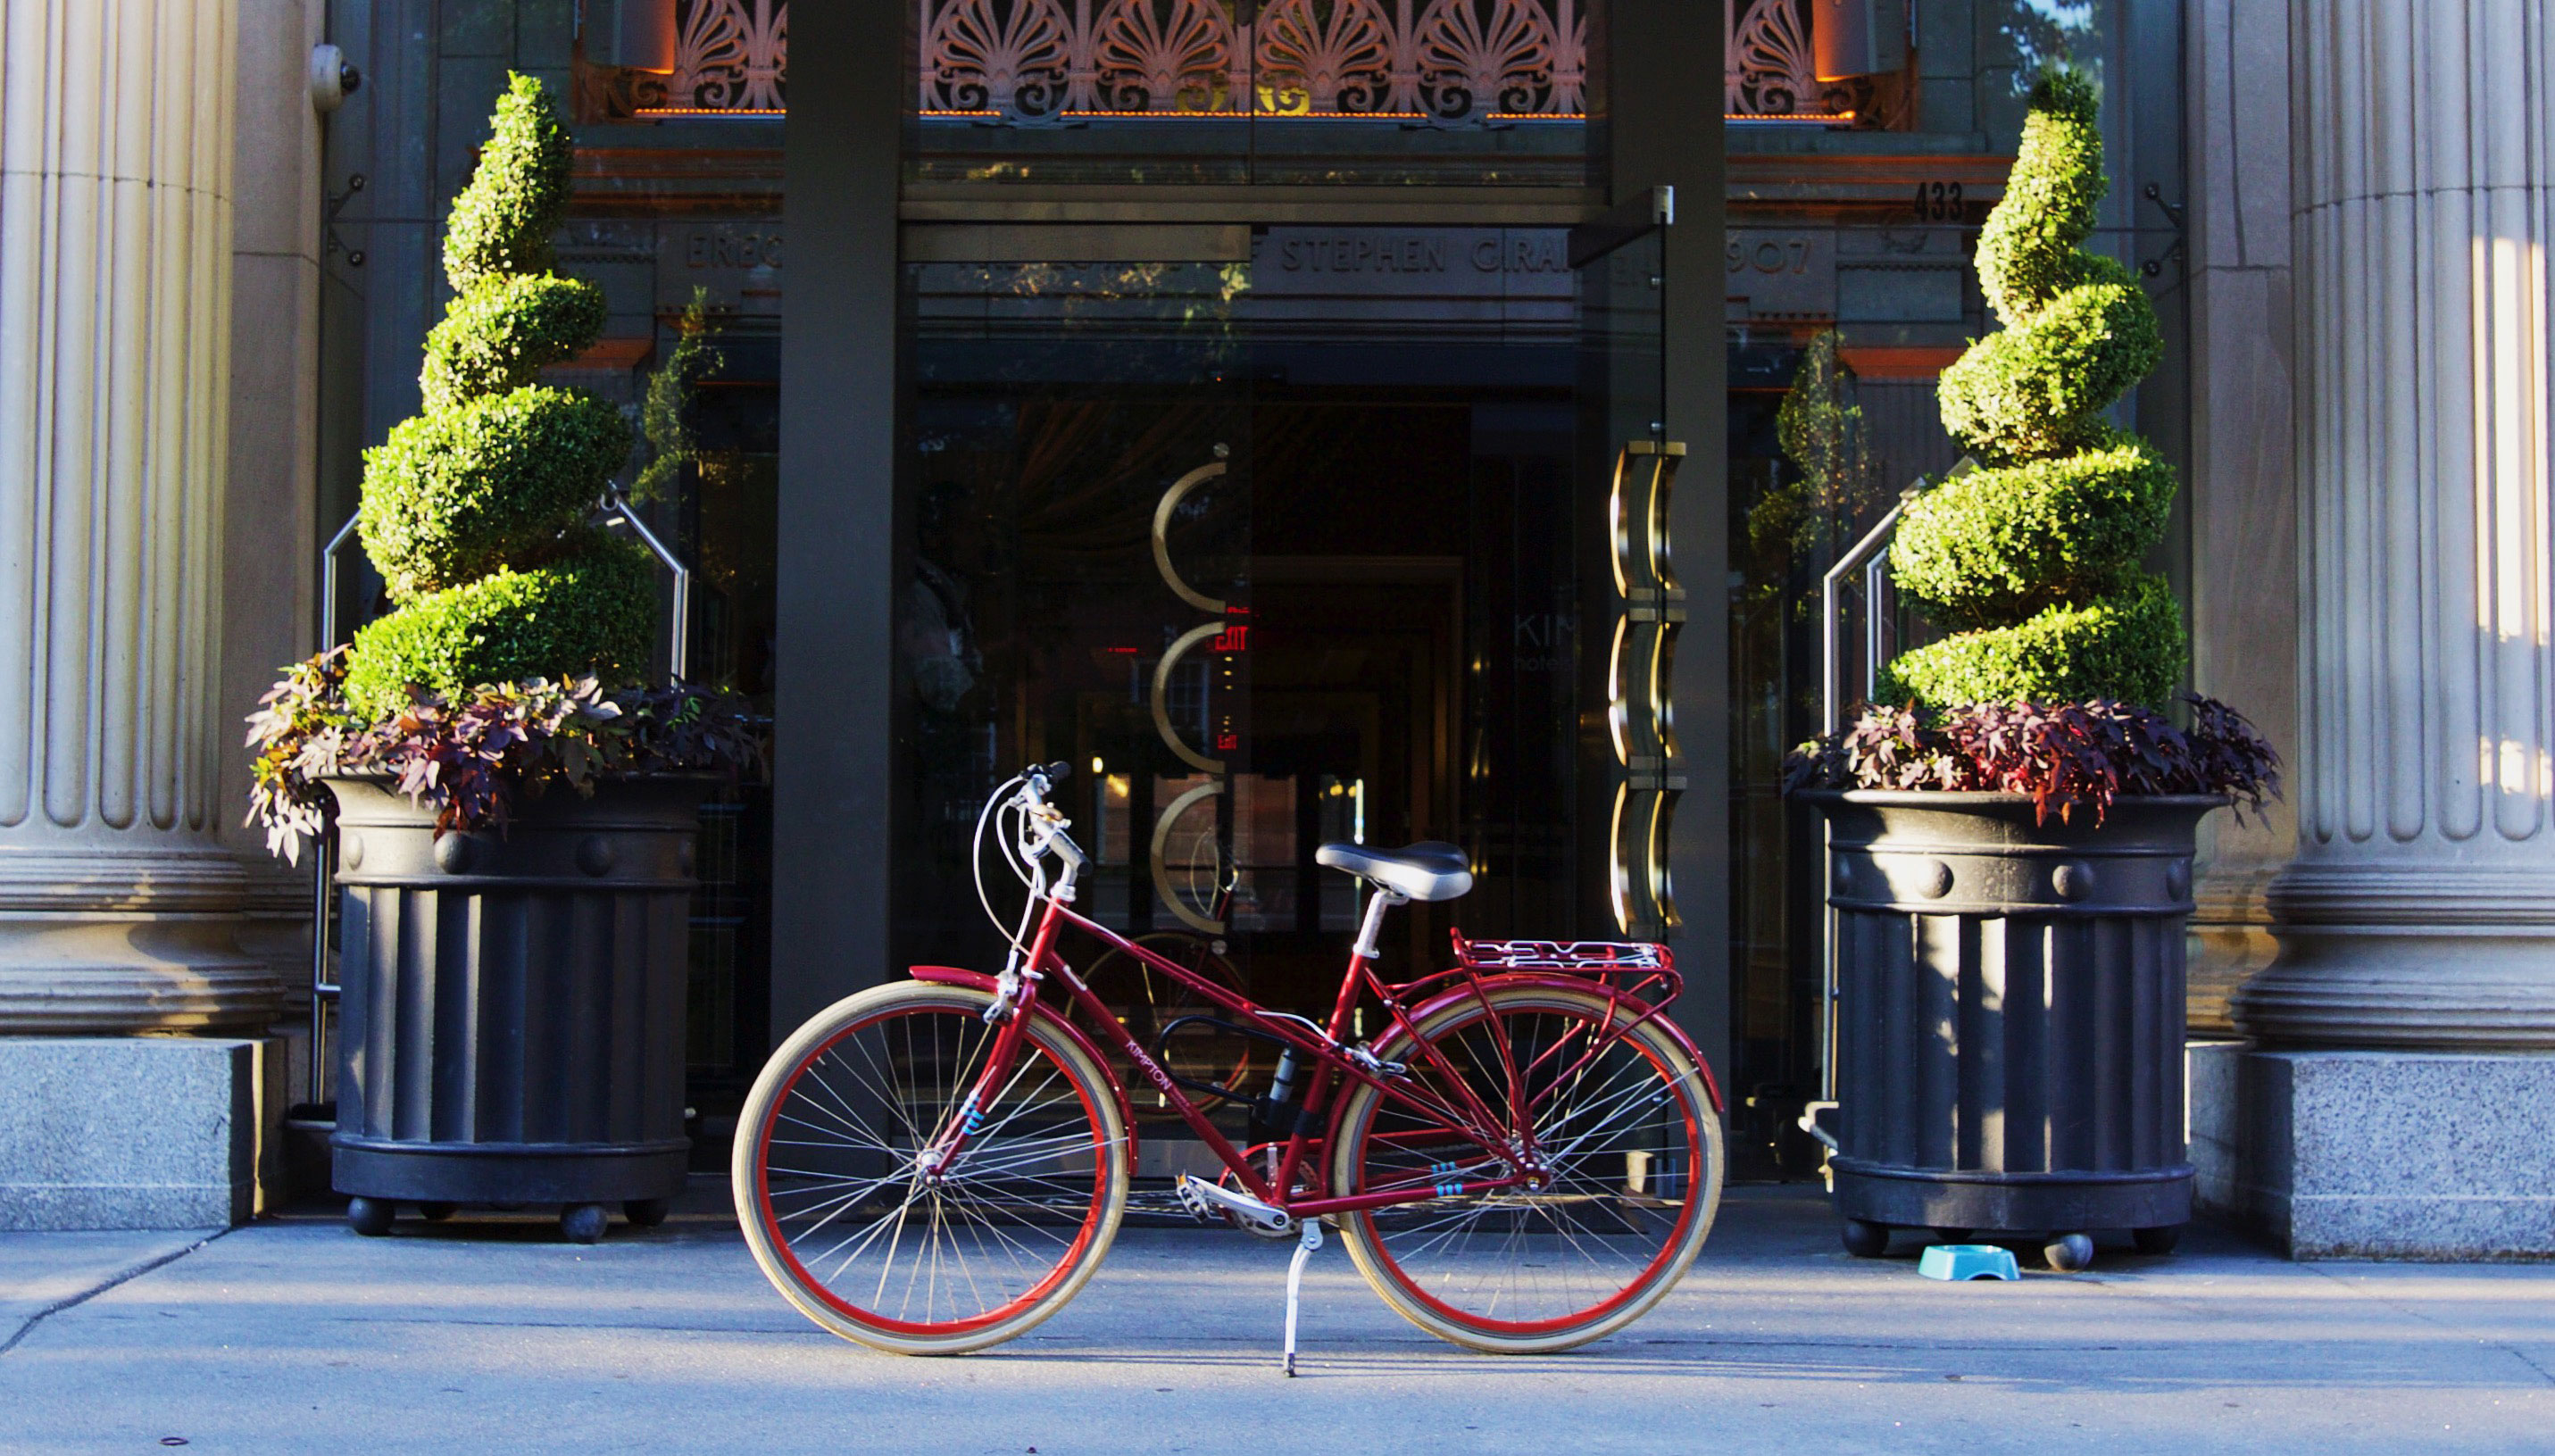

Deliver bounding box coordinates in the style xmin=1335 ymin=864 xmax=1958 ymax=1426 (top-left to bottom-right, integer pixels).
xmin=1352 ymin=885 xmax=1408 ymax=961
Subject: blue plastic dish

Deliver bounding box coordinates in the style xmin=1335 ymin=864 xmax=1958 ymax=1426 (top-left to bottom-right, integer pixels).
xmin=1918 ymin=1244 xmax=2021 ymax=1281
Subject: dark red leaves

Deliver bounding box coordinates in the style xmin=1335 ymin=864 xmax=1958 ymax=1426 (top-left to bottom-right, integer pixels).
xmin=1784 ymin=695 xmax=2281 ymax=826
xmin=245 ymin=647 xmax=766 ymax=861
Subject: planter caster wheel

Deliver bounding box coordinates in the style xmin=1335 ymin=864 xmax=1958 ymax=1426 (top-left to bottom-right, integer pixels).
xmin=416 ymin=1202 xmax=458 ymax=1222
xmin=623 ymin=1197 xmax=672 ymax=1228
xmin=2044 ymin=1233 xmax=2095 ymax=1272
xmin=560 ymin=1202 xmax=611 ymax=1244
xmin=345 ymin=1196 xmax=395 ymax=1237
xmin=2132 ymin=1224 xmax=2183 ymax=1256
xmin=1930 ymin=1227 xmax=1970 ymax=1245
xmin=1840 ymin=1218 xmax=1891 ymax=1258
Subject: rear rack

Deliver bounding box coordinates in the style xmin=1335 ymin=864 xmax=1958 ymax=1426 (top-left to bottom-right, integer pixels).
xmin=1386 ymin=930 xmax=1682 ymax=1011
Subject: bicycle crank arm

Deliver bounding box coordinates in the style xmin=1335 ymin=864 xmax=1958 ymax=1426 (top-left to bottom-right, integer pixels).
xmin=1176 ymin=1174 xmax=1294 ymax=1236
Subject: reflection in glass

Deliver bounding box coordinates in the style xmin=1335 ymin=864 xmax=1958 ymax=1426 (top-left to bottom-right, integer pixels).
xmin=896 ymin=229 xmax=1588 ymax=1029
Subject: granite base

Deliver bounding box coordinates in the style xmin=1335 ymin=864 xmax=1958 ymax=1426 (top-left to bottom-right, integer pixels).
xmin=0 ymin=1036 xmax=284 ymax=1229
xmin=2189 ymin=1042 xmax=2555 ymax=1259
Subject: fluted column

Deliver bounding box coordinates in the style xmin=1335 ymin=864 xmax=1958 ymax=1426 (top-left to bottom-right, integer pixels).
xmin=0 ymin=0 xmax=278 ymax=1031
xmin=2238 ymin=0 xmax=2555 ymax=1049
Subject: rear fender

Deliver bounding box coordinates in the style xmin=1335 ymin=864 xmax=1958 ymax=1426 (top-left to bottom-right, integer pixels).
xmin=1389 ymin=971 xmax=1727 ymax=1115
xmin=906 ymin=966 xmax=1142 ymax=1144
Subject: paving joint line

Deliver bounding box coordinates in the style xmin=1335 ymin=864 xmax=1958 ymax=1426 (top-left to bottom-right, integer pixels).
xmin=2300 ymin=1259 xmax=2555 ymax=1390
xmin=0 ymin=1227 xmax=233 ymax=1357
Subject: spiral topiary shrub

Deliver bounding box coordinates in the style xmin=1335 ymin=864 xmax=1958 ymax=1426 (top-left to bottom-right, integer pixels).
xmin=343 ymin=73 xmax=650 ymax=720
xmin=1882 ymin=70 xmax=2185 ymax=711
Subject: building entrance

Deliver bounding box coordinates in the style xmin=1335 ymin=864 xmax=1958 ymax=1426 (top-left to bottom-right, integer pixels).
xmin=889 ymin=223 xmax=1670 ymax=1111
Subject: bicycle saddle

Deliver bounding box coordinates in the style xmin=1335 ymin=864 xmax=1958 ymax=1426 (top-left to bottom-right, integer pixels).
xmin=1315 ymin=841 xmax=1473 ymax=903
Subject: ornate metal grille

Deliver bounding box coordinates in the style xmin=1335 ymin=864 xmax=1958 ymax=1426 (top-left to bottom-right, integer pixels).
xmin=1727 ymin=0 xmax=1819 ymax=117
xmin=595 ymin=0 xmax=1859 ymax=123
xmin=675 ymin=0 xmax=787 ymax=111
xmin=915 ymin=0 xmax=1587 ymax=121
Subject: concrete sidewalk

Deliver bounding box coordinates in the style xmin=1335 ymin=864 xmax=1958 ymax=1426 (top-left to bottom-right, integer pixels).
xmin=2 ymin=1185 xmax=2549 ymax=1454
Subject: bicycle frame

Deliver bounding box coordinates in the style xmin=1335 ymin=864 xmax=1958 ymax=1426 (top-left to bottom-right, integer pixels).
xmin=923 ymin=861 xmax=1715 ymax=1222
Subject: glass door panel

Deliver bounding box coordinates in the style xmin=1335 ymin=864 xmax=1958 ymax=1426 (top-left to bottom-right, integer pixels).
xmin=901 ymin=255 xmax=1256 ymax=1111
xmin=900 ymin=225 xmax=1599 ymax=1114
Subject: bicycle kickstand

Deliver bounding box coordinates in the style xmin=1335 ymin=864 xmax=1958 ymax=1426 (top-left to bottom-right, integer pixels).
xmin=1282 ymin=1218 xmax=1324 ymax=1377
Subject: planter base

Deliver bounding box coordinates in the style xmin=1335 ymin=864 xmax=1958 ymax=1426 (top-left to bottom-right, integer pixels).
xmin=1832 ymin=1159 xmax=2192 ymax=1234
xmin=332 ymin=1137 xmax=689 ymax=1205
xmin=324 ymin=775 xmax=707 ymax=1227
xmin=1810 ymin=792 xmax=2220 ymax=1258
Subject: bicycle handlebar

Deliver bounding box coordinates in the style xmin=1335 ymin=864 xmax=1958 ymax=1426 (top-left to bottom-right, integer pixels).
xmin=1011 ymin=764 xmax=1084 ymax=871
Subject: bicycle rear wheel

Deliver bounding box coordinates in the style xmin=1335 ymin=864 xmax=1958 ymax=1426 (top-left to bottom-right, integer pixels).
xmin=734 ymin=981 xmax=1129 ymax=1354
xmin=1329 ymin=983 xmax=1723 ymax=1353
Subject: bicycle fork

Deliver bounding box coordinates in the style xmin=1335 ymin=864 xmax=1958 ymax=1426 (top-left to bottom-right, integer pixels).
xmin=916 ymin=982 xmax=1041 ymax=1181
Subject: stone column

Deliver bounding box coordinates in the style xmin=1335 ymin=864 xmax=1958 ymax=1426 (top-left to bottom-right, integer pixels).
xmin=2181 ymin=0 xmax=2299 ymax=1035
xmin=0 ymin=0 xmax=276 ymax=1034
xmin=218 ymin=0 xmax=326 ymax=1015
xmin=2240 ymin=1 xmax=2555 ymax=1049
xmin=2198 ymin=0 xmax=2555 ymax=1258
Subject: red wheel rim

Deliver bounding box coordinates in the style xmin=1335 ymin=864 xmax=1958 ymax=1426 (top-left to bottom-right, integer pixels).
xmin=1352 ymin=1008 xmax=1703 ymax=1337
xmin=753 ymin=1005 xmax=1109 ymax=1337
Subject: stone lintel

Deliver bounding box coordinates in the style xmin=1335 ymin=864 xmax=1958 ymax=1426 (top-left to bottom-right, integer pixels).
xmin=0 ymin=1037 xmax=285 ymax=1230
xmin=2190 ymin=1043 xmax=2555 ymax=1260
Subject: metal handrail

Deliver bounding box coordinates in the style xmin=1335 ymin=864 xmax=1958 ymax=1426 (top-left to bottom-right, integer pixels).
xmin=600 ymin=484 xmax=693 ymax=684
xmin=1802 ymin=467 xmax=1953 ymax=1154
xmin=1818 ymin=481 xmax=1920 ymax=737
xmin=304 ymin=512 xmax=364 ymax=1107
xmin=303 ymin=491 xmax=695 ymax=1106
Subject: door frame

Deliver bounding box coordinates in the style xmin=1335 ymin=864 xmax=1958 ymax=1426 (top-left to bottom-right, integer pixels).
xmin=776 ymin=0 xmax=1727 ymax=1086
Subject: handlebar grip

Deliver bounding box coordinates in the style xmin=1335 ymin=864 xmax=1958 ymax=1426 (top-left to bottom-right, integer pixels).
xmin=1041 ymin=761 xmax=1072 ymax=785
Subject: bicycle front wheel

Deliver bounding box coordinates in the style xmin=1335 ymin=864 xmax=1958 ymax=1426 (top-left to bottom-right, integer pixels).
xmin=1329 ymin=983 xmax=1724 ymax=1354
xmin=734 ymin=981 xmax=1130 ymax=1355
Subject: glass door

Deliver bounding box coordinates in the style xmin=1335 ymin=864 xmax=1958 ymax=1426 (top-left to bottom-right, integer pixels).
xmin=899 ymin=223 xmax=1646 ymax=1127
xmin=1570 ymin=193 xmax=1680 ymax=942
xmin=897 ymin=252 xmax=1256 ymax=1105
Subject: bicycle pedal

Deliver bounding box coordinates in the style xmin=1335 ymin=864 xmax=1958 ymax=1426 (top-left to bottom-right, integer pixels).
xmin=1175 ymin=1174 xmax=1293 ymax=1236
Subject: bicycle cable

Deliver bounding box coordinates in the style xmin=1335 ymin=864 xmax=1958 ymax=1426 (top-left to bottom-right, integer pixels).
xmin=971 ymin=774 xmax=1042 ymax=969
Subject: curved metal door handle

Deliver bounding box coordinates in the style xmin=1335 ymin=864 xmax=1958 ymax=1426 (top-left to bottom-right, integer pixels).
xmin=1149 ymin=780 xmax=1227 ymax=935
xmin=1151 ymin=620 xmax=1228 ymax=773
xmin=1152 ymin=460 xmax=1229 ymax=615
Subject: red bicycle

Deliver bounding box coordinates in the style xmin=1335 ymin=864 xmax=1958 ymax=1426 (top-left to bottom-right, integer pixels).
xmin=734 ymin=763 xmax=1725 ymax=1360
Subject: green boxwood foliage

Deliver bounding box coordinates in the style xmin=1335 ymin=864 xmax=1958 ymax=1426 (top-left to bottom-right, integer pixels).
xmin=1887 ymin=433 xmax=2176 ymax=627
xmin=345 ymin=534 xmax=657 ymax=720
xmin=1881 ymin=573 xmax=2185 ymax=711
xmin=357 ymin=386 xmax=628 ymax=598
xmin=420 ymin=273 xmax=607 ymax=411
xmin=1886 ymin=70 xmax=2184 ymax=709
xmin=442 ymin=73 xmax=574 ymax=292
xmin=343 ymin=73 xmax=649 ymax=720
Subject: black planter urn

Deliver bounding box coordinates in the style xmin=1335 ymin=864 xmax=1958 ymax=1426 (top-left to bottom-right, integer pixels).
xmin=1810 ymin=791 xmax=2221 ymax=1270
xmin=324 ymin=774 xmax=708 ymax=1242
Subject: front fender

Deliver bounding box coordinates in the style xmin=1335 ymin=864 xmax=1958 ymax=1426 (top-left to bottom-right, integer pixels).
xmin=905 ymin=967 xmax=1143 ymax=1144
xmin=1387 ymin=971 xmax=1726 ymax=1115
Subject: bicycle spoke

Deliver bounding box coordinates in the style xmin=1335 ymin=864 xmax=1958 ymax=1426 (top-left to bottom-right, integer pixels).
xmin=745 ymin=994 xmax=1119 ymax=1344
xmin=1343 ymin=995 xmax=1708 ymax=1343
